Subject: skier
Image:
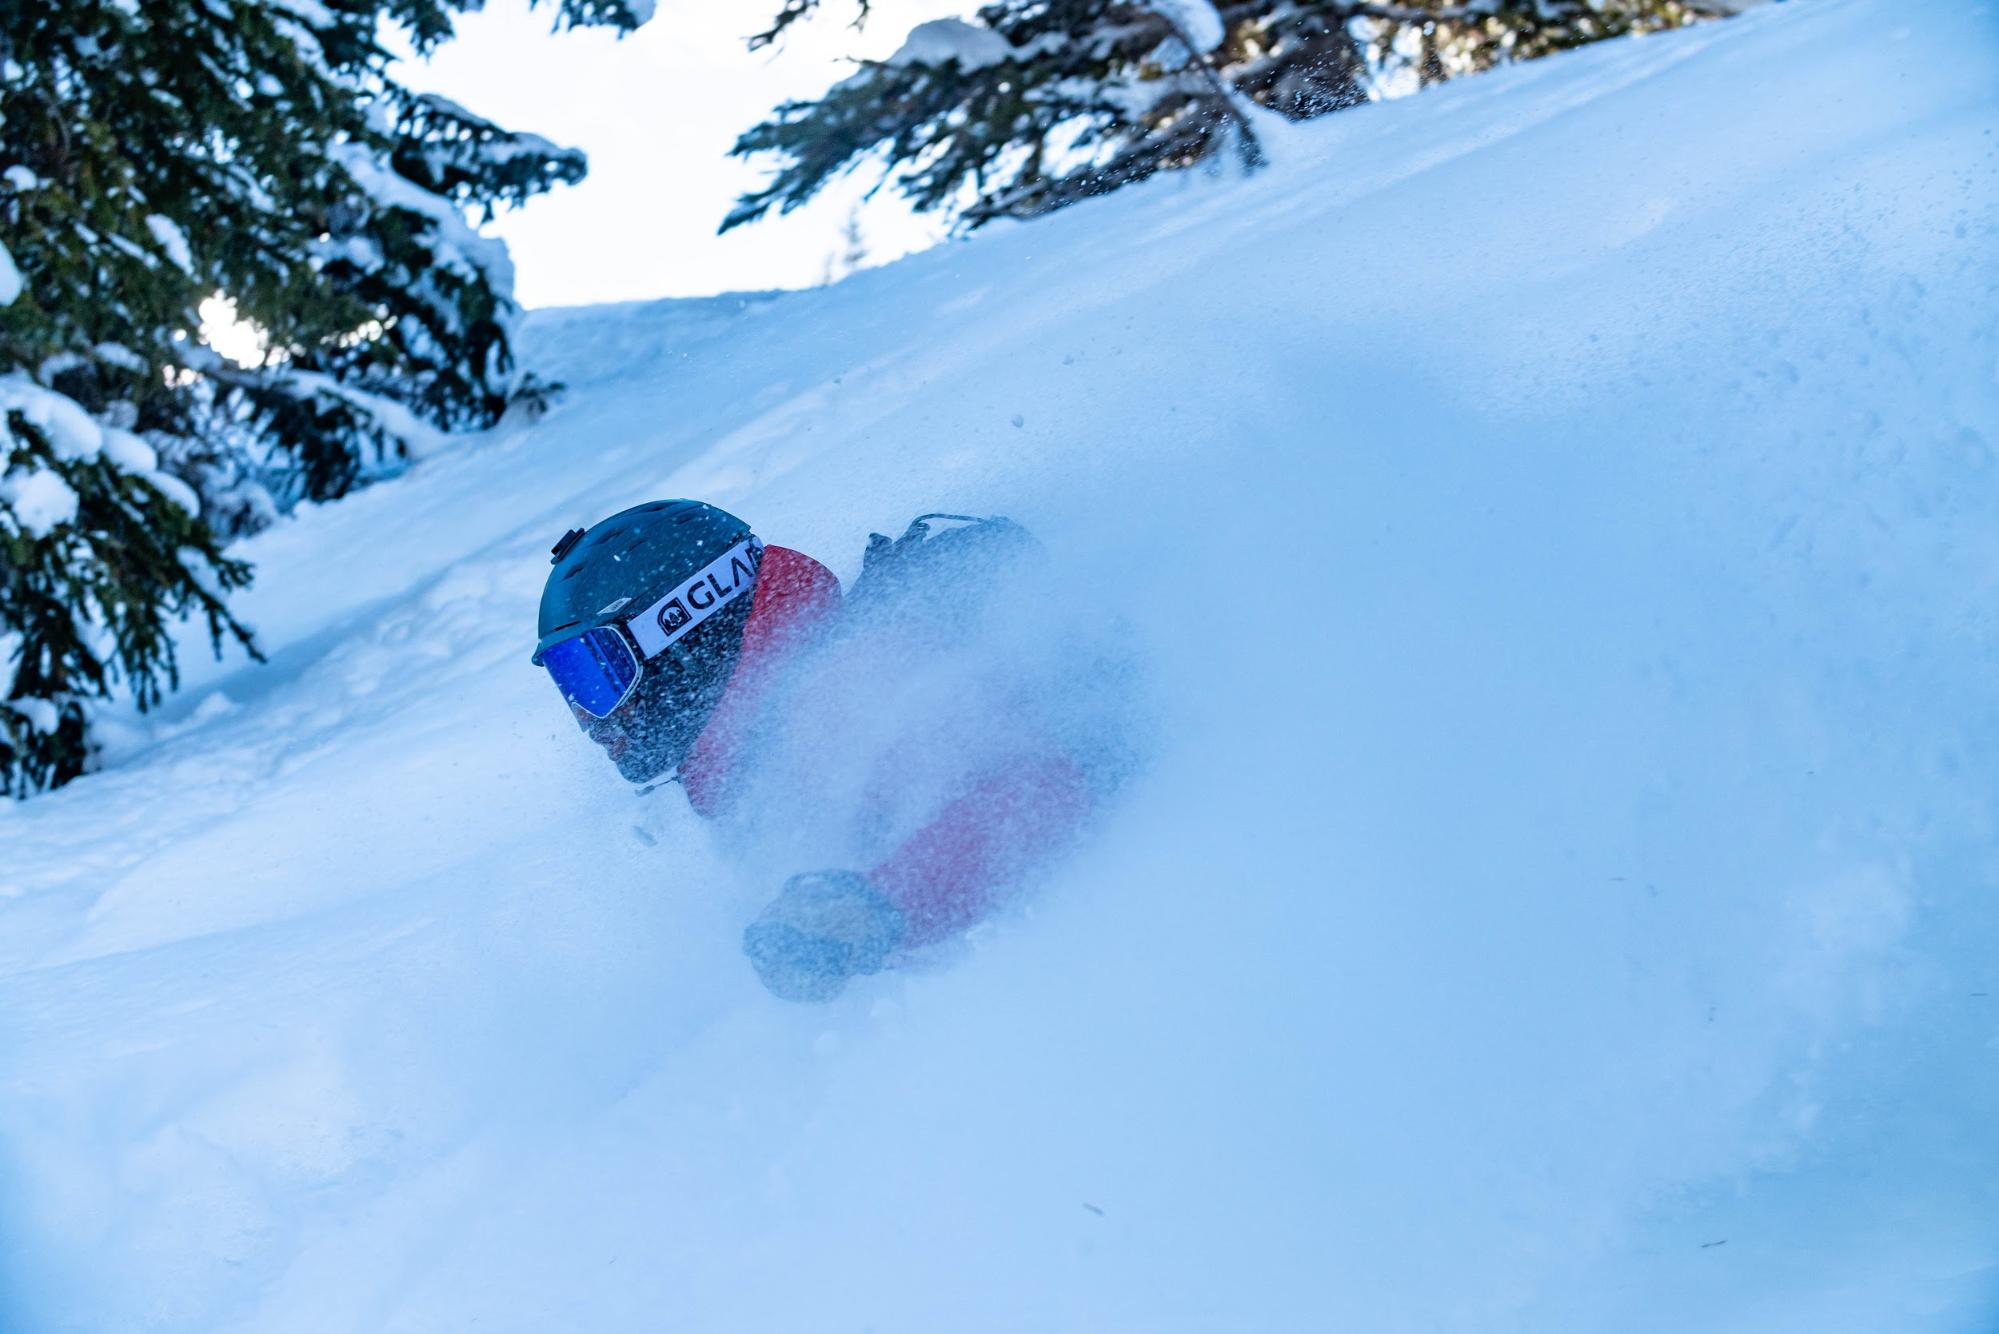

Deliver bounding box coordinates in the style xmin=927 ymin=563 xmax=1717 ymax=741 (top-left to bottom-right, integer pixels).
xmin=531 ymin=499 xmax=1111 ymax=1002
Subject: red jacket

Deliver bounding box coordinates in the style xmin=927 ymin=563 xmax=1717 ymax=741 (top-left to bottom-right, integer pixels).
xmin=679 ymin=546 xmax=1093 ymax=947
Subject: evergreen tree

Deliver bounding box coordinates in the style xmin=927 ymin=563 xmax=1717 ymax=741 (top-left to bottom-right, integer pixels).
xmin=726 ymin=0 xmax=1733 ymax=232
xmin=0 ymin=0 xmax=648 ymax=797
xmin=820 ymin=203 xmax=871 ymax=285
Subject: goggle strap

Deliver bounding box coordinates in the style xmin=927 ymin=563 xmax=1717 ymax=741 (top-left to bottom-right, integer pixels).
xmin=627 ymin=536 xmax=764 ymax=660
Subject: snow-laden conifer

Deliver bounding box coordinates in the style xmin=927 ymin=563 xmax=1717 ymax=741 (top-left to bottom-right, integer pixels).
xmin=0 ymin=0 xmax=648 ymax=796
xmin=727 ymin=0 xmax=1735 ymax=231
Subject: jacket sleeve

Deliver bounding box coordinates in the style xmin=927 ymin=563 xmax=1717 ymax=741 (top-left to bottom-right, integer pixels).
xmin=867 ymin=752 xmax=1095 ymax=948
xmin=680 ymin=546 xmax=843 ymax=818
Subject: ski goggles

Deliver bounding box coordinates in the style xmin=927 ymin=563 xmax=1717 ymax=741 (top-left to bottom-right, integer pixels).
xmin=535 ymin=535 xmax=764 ymax=720
xmin=539 ymin=623 xmax=645 ymax=719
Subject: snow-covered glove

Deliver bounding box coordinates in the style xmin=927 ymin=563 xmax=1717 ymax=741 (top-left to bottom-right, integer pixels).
xmin=743 ymin=870 xmax=907 ymax=1003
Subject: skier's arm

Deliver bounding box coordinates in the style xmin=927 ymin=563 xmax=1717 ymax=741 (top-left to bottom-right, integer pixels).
xmin=743 ymin=748 xmax=1097 ymax=1000
xmin=867 ymin=752 xmax=1095 ymax=947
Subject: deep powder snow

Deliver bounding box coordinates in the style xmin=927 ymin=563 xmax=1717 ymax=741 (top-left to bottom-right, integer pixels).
xmin=1 ymin=1 xmax=1996 ymax=1329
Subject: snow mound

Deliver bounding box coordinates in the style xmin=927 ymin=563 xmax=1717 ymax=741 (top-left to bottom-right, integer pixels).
xmin=1 ymin=1 xmax=1996 ymax=1330
xmin=885 ymin=18 xmax=1015 ymax=70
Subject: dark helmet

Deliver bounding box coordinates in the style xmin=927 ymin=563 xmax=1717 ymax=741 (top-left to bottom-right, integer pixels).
xmin=533 ymin=499 xmax=762 ymax=784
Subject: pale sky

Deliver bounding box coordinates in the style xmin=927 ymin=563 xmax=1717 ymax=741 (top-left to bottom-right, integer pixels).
xmin=391 ymin=0 xmax=973 ymax=309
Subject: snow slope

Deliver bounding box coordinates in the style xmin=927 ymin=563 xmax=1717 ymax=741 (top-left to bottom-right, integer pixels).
xmin=3 ymin=0 xmax=1997 ymax=1328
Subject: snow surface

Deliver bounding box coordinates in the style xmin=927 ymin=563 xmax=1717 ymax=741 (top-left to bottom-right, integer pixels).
xmin=145 ymin=213 xmax=194 ymax=276
xmin=6 ymin=694 xmax=60 ymax=736
xmin=1152 ymin=0 xmax=1226 ymax=54
xmin=0 ymin=464 xmax=79 ymax=537
xmin=885 ymin=18 xmax=1015 ymax=69
xmin=0 ymin=371 xmax=104 ymax=461
xmin=3 ymin=1 xmax=1998 ymax=1330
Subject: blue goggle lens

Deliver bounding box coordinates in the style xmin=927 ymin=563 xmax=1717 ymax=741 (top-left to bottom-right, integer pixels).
xmin=540 ymin=626 xmax=641 ymax=719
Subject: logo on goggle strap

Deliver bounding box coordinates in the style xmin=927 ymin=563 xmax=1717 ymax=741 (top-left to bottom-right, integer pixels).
xmin=628 ymin=536 xmax=764 ymax=659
